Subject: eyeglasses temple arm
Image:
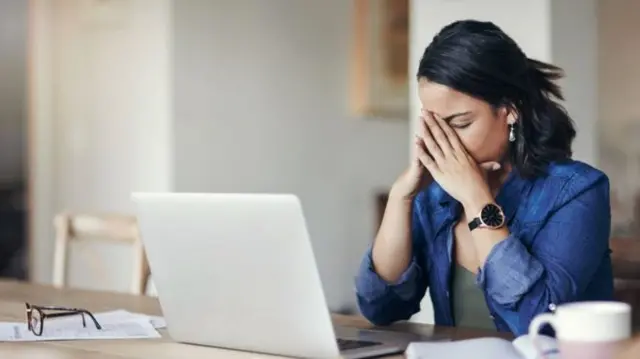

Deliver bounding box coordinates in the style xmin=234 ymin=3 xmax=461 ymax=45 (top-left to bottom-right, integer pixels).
xmin=80 ymin=310 xmax=102 ymax=330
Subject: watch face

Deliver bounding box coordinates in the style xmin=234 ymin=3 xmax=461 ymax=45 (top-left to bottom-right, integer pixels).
xmin=481 ymin=203 xmax=505 ymax=228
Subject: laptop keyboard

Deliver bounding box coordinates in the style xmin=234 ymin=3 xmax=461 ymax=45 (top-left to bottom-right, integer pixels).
xmin=336 ymin=338 xmax=381 ymax=351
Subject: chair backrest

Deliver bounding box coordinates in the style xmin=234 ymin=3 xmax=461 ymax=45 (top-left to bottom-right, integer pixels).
xmin=52 ymin=213 xmax=150 ymax=295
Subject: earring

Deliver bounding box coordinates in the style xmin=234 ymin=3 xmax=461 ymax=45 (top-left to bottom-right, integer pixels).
xmin=509 ymin=124 xmax=515 ymax=142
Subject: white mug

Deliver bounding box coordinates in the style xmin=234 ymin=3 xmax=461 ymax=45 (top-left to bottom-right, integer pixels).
xmin=528 ymin=301 xmax=632 ymax=359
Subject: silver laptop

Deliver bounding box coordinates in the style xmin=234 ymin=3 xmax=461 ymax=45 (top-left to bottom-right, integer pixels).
xmin=132 ymin=192 xmax=404 ymax=359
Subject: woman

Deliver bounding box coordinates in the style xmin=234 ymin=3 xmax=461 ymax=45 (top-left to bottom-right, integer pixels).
xmin=355 ymin=20 xmax=614 ymax=336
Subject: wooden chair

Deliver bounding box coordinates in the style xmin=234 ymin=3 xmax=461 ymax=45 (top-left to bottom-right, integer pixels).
xmin=52 ymin=213 xmax=150 ymax=295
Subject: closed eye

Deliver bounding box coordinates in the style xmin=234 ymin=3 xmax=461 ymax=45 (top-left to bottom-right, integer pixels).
xmin=450 ymin=121 xmax=471 ymax=129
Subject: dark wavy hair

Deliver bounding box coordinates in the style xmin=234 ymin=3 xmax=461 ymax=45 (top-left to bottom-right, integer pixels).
xmin=417 ymin=20 xmax=576 ymax=178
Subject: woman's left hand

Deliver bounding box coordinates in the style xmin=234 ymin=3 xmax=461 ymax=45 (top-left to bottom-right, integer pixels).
xmin=416 ymin=110 xmax=496 ymax=214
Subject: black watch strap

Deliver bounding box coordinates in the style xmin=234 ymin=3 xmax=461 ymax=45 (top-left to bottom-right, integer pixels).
xmin=468 ymin=217 xmax=482 ymax=231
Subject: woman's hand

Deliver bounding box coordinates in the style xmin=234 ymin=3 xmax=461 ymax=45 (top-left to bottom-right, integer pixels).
xmin=390 ymin=144 xmax=433 ymax=201
xmin=416 ymin=110 xmax=497 ymax=214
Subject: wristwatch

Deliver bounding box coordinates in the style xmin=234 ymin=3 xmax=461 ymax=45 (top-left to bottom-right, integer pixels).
xmin=468 ymin=203 xmax=505 ymax=231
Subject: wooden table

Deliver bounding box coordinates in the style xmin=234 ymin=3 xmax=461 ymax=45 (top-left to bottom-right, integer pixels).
xmin=0 ymin=279 xmax=512 ymax=358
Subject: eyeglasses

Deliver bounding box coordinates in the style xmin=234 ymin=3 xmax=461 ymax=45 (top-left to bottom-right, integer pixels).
xmin=25 ymin=303 xmax=102 ymax=336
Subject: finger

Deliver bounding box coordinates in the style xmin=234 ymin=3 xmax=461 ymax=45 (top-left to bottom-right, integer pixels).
xmin=411 ymin=135 xmax=423 ymax=166
xmin=432 ymin=112 xmax=466 ymax=154
xmin=414 ymin=135 xmax=439 ymax=173
xmin=419 ymin=116 xmax=444 ymax=163
xmin=423 ymin=111 xmax=454 ymax=155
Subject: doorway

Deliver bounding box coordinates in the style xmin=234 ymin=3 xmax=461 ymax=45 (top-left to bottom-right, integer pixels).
xmin=0 ymin=0 xmax=29 ymax=280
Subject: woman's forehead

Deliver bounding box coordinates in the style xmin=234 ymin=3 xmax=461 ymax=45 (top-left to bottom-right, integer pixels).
xmin=418 ymin=79 xmax=484 ymax=116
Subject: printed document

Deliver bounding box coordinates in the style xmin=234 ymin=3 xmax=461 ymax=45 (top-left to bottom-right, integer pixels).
xmin=0 ymin=309 xmax=165 ymax=341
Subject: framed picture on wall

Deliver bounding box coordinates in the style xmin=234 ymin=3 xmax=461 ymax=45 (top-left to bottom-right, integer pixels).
xmin=350 ymin=0 xmax=409 ymax=120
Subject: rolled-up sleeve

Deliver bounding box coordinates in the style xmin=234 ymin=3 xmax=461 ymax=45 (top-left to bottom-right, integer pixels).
xmin=476 ymin=234 xmax=544 ymax=305
xmin=356 ymin=248 xmax=421 ymax=302
xmin=477 ymin=173 xmax=613 ymax=334
xmin=355 ymin=198 xmax=430 ymax=325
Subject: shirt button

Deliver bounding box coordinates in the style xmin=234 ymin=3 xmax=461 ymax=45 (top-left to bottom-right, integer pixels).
xmin=549 ymin=303 xmax=556 ymax=312
xmin=489 ymin=315 xmax=495 ymax=319
xmin=446 ymin=291 xmax=450 ymax=297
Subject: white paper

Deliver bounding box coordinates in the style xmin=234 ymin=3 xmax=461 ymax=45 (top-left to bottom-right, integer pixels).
xmin=88 ymin=310 xmax=166 ymax=329
xmin=405 ymin=335 xmax=559 ymax=359
xmin=406 ymin=337 xmax=522 ymax=359
xmin=512 ymin=335 xmax=559 ymax=359
xmin=148 ymin=315 xmax=166 ymax=329
xmin=0 ymin=309 xmax=166 ymax=342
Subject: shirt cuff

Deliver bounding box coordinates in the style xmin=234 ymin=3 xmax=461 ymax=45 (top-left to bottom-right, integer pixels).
xmin=476 ymin=234 xmax=544 ymax=306
xmin=355 ymin=248 xmax=421 ymax=303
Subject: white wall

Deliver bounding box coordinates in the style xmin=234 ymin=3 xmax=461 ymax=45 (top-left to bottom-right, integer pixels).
xmin=408 ymin=0 xmax=598 ymax=323
xmin=30 ymin=0 xmax=56 ymax=285
xmin=172 ymin=0 xmax=408 ymax=312
xmin=30 ymin=0 xmax=173 ymax=289
xmin=550 ymin=0 xmax=598 ymax=166
xmin=0 ymin=0 xmax=27 ymax=183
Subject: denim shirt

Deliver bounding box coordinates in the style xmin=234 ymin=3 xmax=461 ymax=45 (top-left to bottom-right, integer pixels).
xmin=355 ymin=160 xmax=614 ymax=336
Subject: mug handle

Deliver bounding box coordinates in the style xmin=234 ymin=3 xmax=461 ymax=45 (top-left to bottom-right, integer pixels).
xmin=528 ymin=313 xmax=557 ymax=359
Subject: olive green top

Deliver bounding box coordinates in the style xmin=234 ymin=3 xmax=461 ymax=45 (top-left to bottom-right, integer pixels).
xmin=452 ymin=263 xmax=496 ymax=331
